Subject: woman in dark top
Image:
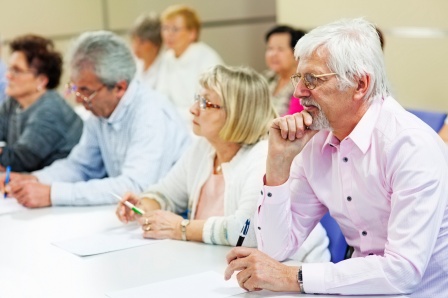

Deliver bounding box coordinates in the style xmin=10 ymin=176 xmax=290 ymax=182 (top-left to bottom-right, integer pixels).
xmin=0 ymin=34 xmax=83 ymax=172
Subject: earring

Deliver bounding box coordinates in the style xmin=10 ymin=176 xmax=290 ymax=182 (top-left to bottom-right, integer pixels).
xmin=37 ymin=85 xmax=43 ymax=91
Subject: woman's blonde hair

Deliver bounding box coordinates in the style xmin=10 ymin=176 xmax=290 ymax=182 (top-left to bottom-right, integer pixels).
xmin=199 ymin=65 xmax=278 ymax=145
xmin=161 ymin=5 xmax=201 ymax=41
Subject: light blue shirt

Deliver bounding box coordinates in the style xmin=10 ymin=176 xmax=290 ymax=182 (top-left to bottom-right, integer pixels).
xmin=33 ymin=80 xmax=190 ymax=206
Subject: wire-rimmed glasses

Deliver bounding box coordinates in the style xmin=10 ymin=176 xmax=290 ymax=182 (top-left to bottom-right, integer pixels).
xmin=290 ymin=72 xmax=337 ymax=90
xmin=65 ymin=82 xmax=105 ymax=105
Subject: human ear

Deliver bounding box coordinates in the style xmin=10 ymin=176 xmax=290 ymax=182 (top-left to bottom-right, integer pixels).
xmin=354 ymin=74 xmax=370 ymax=101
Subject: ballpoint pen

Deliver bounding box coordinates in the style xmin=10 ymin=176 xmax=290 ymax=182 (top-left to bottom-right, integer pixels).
xmin=4 ymin=166 xmax=11 ymax=199
xmin=236 ymin=219 xmax=251 ymax=247
xmin=110 ymin=192 xmax=145 ymax=215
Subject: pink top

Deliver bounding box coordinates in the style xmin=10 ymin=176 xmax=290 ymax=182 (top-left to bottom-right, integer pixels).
xmin=287 ymin=96 xmax=304 ymax=115
xmin=256 ymin=96 xmax=448 ymax=296
xmin=195 ymin=173 xmax=225 ymax=220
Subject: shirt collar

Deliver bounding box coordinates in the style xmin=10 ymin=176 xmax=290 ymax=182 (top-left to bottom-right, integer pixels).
xmin=103 ymin=80 xmax=138 ymax=129
xmin=322 ymin=95 xmax=383 ymax=154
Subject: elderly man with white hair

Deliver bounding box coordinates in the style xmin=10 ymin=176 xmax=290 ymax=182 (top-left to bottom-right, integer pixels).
xmin=225 ymin=18 xmax=448 ymax=297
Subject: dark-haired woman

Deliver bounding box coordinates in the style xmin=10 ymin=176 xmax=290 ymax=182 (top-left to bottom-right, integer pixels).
xmin=264 ymin=25 xmax=306 ymax=116
xmin=0 ymin=34 xmax=82 ymax=172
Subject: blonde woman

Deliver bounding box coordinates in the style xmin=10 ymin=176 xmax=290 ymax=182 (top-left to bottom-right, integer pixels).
xmin=156 ymin=5 xmax=223 ymax=124
xmin=116 ymin=65 xmax=330 ymax=261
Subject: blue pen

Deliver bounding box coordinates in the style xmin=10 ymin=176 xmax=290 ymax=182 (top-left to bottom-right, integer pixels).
xmin=236 ymin=219 xmax=251 ymax=246
xmin=4 ymin=166 xmax=11 ymax=199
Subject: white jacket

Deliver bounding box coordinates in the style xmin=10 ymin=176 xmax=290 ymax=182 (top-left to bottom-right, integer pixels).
xmin=141 ymin=138 xmax=331 ymax=262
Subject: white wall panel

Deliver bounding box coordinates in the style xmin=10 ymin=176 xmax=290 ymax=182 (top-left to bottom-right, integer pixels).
xmin=277 ymin=0 xmax=448 ymax=111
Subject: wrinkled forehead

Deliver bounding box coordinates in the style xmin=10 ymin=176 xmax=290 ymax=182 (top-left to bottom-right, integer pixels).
xmin=296 ymin=48 xmax=331 ymax=72
xmin=70 ymin=67 xmax=101 ymax=87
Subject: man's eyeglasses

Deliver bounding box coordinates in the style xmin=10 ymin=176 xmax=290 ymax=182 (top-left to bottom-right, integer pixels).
xmin=290 ymin=72 xmax=337 ymax=90
xmin=194 ymin=94 xmax=222 ymax=110
xmin=65 ymin=82 xmax=105 ymax=105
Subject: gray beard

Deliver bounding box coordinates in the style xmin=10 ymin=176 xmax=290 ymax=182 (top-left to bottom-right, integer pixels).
xmin=300 ymin=98 xmax=332 ymax=131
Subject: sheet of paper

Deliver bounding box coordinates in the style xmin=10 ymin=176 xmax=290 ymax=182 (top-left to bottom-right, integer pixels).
xmin=52 ymin=224 xmax=162 ymax=256
xmin=0 ymin=198 xmax=27 ymax=215
xmin=106 ymin=271 xmax=245 ymax=298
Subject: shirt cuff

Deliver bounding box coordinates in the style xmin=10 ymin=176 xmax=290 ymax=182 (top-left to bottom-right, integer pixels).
xmin=50 ymin=182 xmax=74 ymax=206
xmin=302 ymin=262 xmax=327 ymax=294
xmin=33 ymin=170 xmax=54 ymax=185
xmin=256 ymin=178 xmax=291 ymax=252
xmin=261 ymin=178 xmax=291 ymax=205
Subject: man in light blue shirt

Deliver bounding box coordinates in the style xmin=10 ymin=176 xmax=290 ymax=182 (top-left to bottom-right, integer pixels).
xmin=5 ymin=31 xmax=190 ymax=207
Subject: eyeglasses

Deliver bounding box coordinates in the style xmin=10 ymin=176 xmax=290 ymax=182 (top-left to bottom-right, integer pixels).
xmin=161 ymin=25 xmax=186 ymax=34
xmin=290 ymin=72 xmax=337 ymax=90
xmin=194 ymin=94 xmax=222 ymax=110
xmin=7 ymin=67 xmax=35 ymax=77
xmin=65 ymin=82 xmax=105 ymax=105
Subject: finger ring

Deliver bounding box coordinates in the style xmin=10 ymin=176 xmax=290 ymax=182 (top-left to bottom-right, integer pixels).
xmin=144 ymin=217 xmax=149 ymax=225
xmin=144 ymin=224 xmax=151 ymax=231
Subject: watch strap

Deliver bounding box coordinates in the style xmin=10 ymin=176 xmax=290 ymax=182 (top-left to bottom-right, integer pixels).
xmin=298 ymin=266 xmax=305 ymax=293
xmin=181 ymin=219 xmax=190 ymax=241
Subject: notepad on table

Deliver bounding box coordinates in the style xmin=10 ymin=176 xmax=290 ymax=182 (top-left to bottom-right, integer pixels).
xmin=0 ymin=198 xmax=27 ymax=215
xmin=52 ymin=224 xmax=163 ymax=256
xmin=106 ymin=271 xmax=245 ymax=298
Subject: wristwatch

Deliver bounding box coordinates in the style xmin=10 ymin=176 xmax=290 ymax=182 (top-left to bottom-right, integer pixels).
xmin=180 ymin=219 xmax=190 ymax=241
xmin=298 ymin=266 xmax=305 ymax=293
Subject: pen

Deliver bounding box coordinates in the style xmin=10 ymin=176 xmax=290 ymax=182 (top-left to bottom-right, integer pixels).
xmin=110 ymin=192 xmax=145 ymax=215
xmin=236 ymin=219 xmax=250 ymax=246
xmin=4 ymin=166 xmax=11 ymax=199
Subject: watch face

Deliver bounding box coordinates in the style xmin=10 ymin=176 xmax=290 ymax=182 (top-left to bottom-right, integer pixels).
xmin=181 ymin=219 xmax=190 ymax=227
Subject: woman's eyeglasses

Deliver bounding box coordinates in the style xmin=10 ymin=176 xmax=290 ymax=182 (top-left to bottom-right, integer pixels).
xmin=194 ymin=94 xmax=222 ymax=110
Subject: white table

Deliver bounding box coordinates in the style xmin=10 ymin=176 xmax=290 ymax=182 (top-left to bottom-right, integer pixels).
xmin=0 ymin=206 xmax=407 ymax=298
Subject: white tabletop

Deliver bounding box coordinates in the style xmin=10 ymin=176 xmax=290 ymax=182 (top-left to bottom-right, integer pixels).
xmin=0 ymin=205 xmax=407 ymax=298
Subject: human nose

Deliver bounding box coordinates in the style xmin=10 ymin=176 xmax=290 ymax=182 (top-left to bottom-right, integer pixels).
xmin=293 ymin=77 xmax=311 ymax=99
xmin=190 ymin=100 xmax=200 ymax=116
xmin=266 ymin=48 xmax=276 ymax=57
xmin=74 ymin=93 xmax=84 ymax=104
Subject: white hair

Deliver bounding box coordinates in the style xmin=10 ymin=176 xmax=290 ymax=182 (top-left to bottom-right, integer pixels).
xmin=68 ymin=31 xmax=136 ymax=86
xmin=294 ymin=18 xmax=390 ymax=101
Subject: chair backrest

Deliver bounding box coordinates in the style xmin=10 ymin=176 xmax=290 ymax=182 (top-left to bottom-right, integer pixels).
xmin=320 ymin=212 xmax=348 ymax=263
xmin=407 ymin=109 xmax=447 ymax=132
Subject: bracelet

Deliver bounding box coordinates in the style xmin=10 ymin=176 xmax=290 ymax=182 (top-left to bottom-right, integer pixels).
xmin=297 ymin=266 xmax=305 ymax=293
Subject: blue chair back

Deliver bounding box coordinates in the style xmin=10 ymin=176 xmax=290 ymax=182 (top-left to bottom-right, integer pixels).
xmin=320 ymin=213 xmax=348 ymax=263
xmin=407 ymin=109 xmax=447 ymax=132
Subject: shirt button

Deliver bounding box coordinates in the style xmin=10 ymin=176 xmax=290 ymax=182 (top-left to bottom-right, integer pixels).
xmin=258 ymin=226 xmax=261 ymax=230
xmin=343 ymin=157 xmax=348 ymax=162
xmin=267 ymin=192 xmax=272 ymax=197
xmin=347 ymin=196 xmax=352 ymax=202
xmin=261 ymin=190 xmax=263 ymax=195
xmin=362 ymin=231 xmax=367 ymax=236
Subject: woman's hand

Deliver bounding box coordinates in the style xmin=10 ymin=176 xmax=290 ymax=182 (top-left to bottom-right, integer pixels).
xmin=115 ymin=192 xmax=142 ymax=223
xmin=138 ymin=210 xmax=184 ymax=240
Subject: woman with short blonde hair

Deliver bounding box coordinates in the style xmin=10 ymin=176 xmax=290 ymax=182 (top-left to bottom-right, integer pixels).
xmin=156 ymin=4 xmax=223 ymax=125
xmin=200 ymin=65 xmax=275 ymax=145
xmin=161 ymin=5 xmax=201 ymax=40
